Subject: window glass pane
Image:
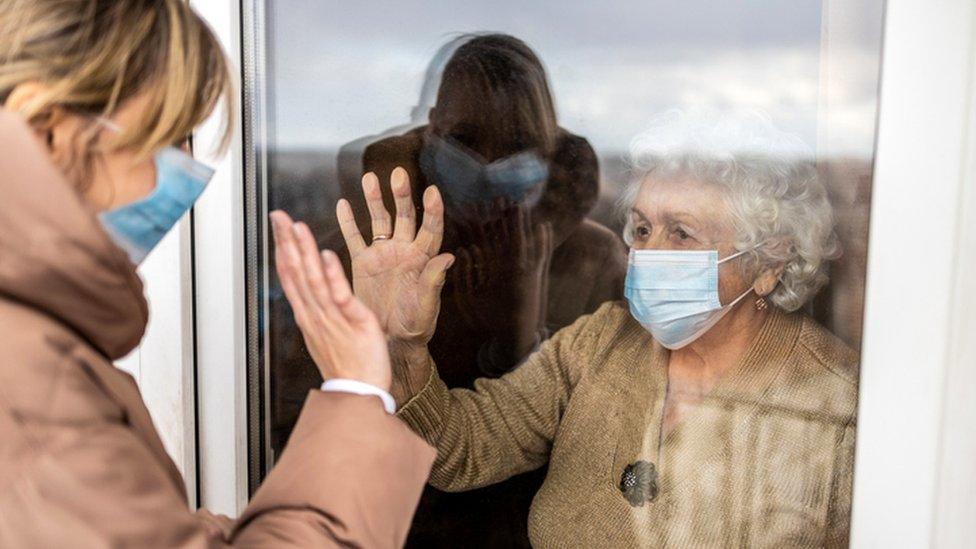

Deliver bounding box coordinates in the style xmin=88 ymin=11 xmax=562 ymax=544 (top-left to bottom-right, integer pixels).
xmin=249 ymin=1 xmax=883 ymax=545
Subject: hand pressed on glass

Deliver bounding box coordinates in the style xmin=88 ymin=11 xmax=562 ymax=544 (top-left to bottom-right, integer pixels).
xmin=269 ymin=210 xmax=392 ymax=392
xmin=336 ymin=167 xmax=455 ymax=347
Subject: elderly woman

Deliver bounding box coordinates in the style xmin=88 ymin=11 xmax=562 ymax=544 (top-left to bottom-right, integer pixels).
xmin=324 ymin=111 xmax=858 ymax=547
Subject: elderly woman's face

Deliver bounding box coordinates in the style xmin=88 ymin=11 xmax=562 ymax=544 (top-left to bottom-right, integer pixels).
xmin=629 ymin=177 xmax=754 ymax=306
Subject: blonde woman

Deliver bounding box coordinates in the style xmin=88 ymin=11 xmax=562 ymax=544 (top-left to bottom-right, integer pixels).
xmin=0 ymin=1 xmax=433 ymax=546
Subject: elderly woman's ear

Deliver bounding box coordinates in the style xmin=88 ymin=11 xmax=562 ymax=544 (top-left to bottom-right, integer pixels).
xmin=752 ymin=266 xmax=784 ymax=297
xmin=752 ymin=237 xmax=792 ymax=297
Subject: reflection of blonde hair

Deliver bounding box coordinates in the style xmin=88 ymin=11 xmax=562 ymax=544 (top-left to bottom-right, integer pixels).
xmin=0 ymin=0 xmax=232 ymax=186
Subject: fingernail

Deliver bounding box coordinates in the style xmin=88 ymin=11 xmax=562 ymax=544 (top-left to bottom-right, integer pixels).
xmin=362 ymin=172 xmax=377 ymax=191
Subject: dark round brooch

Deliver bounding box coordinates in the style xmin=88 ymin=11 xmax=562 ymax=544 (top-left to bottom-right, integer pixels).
xmin=619 ymin=460 xmax=659 ymax=507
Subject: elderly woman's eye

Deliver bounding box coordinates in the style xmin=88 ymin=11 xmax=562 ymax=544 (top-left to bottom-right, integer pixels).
xmin=670 ymin=227 xmax=691 ymax=241
xmin=634 ymin=225 xmax=651 ymax=240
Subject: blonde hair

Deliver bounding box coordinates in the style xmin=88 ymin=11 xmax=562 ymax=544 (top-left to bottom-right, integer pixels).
xmin=0 ymin=0 xmax=233 ymax=186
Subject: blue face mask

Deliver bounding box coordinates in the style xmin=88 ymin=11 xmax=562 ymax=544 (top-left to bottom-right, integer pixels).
xmin=624 ymin=246 xmax=758 ymax=349
xmin=94 ymin=121 xmax=214 ymax=265
xmin=419 ymin=134 xmax=548 ymax=217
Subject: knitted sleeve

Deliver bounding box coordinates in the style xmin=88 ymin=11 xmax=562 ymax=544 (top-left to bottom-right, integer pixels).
xmin=396 ymin=303 xmax=610 ymax=492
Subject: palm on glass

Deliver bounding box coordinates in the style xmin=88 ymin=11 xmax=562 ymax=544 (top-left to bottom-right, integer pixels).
xmin=269 ymin=210 xmax=391 ymax=391
xmin=337 ymin=167 xmax=454 ymax=346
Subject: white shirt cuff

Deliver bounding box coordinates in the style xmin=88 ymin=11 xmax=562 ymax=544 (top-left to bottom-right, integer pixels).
xmin=320 ymin=379 xmax=396 ymax=414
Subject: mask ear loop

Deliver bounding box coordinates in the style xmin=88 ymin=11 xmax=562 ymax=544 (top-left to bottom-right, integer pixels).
xmin=716 ymin=240 xmax=771 ymax=309
xmin=717 ymin=239 xmax=770 ymax=264
xmin=77 ymin=116 xmax=126 ymax=210
xmin=93 ymin=116 xmax=123 ymax=134
xmin=665 ymin=284 xmax=757 ymax=349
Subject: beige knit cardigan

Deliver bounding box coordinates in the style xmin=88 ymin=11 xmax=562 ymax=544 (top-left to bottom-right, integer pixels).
xmin=398 ymin=301 xmax=859 ymax=548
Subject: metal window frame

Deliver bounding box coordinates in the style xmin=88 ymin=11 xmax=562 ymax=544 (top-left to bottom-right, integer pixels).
xmin=240 ymin=0 xmax=274 ymax=495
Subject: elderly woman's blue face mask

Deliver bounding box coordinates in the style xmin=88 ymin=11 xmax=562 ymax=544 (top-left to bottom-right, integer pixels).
xmin=624 ymin=244 xmax=763 ymax=349
xmin=419 ymin=135 xmax=548 ymax=218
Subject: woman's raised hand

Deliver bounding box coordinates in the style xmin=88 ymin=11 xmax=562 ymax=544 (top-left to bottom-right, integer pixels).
xmin=270 ymin=210 xmax=391 ymax=391
xmin=337 ymin=167 xmax=455 ymax=347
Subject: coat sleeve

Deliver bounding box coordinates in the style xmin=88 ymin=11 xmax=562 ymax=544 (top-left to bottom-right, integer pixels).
xmin=0 ymin=391 xmax=434 ymax=548
xmin=395 ymin=303 xmax=608 ymax=492
xmin=232 ymin=391 xmax=435 ymax=548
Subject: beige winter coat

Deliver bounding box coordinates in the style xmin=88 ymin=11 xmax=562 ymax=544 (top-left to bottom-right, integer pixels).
xmin=0 ymin=109 xmax=435 ymax=547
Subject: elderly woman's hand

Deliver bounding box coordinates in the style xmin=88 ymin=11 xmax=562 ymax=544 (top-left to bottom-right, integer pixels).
xmin=336 ymin=167 xmax=455 ymax=348
xmin=270 ymin=210 xmax=391 ymax=391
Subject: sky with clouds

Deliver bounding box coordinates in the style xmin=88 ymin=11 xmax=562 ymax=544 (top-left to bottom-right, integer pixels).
xmin=262 ymin=0 xmax=883 ymax=158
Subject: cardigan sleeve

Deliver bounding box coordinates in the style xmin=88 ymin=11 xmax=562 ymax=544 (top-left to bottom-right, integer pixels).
xmin=396 ymin=303 xmax=608 ymax=492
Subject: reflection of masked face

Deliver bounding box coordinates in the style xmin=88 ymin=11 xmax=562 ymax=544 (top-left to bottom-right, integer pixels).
xmin=419 ymin=134 xmax=548 ymax=218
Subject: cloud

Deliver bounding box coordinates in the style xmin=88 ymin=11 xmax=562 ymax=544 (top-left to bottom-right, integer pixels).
xmin=264 ymin=0 xmax=881 ymax=158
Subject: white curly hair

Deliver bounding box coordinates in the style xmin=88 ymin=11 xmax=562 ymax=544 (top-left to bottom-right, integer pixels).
xmin=618 ymin=109 xmax=841 ymax=312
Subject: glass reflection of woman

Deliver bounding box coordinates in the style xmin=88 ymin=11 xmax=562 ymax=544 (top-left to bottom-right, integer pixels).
xmin=332 ymin=34 xmax=628 ymax=547
xmin=339 ymin=34 xmax=626 ymax=382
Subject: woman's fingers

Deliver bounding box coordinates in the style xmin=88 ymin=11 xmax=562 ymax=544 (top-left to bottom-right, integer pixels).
xmin=322 ymin=250 xmax=374 ymax=326
xmin=292 ymin=222 xmax=338 ymax=323
xmin=514 ymin=205 xmax=530 ymax=266
xmin=336 ymin=199 xmax=366 ymax=257
xmin=538 ymin=222 xmax=553 ymax=273
xmin=320 ymin=248 xmax=352 ymax=306
xmin=419 ymin=252 xmax=455 ymax=317
xmin=362 ymin=172 xmax=393 ymax=241
xmin=391 ymin=167 xmax=417 ymax=243
xmin=538 ymin=222 xmax=553 ymax=303
xmin=270 ymin=211 xmax=314 ymax=327
xmin=414 ymin=185 xmax=445 ymax=257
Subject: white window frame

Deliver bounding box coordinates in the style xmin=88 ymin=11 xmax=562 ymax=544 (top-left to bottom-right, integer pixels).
xmin=122 ymin=0 xmax=249 ymax=514
xmin=133 ymin=0 xmax=976 ymax=537
xmin=114 ymin=217 xmax=197 ymax=507
xmin=190 ymin=0 xmax=249 ymax=517
xmin=850 ymin=0 xmax=976 ymax=546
